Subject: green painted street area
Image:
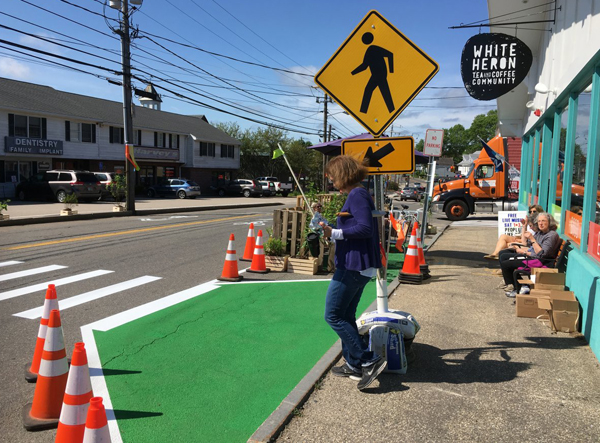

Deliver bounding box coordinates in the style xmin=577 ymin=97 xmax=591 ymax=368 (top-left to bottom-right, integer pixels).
xmin=93 ymin=280 xmax=377 ymax=442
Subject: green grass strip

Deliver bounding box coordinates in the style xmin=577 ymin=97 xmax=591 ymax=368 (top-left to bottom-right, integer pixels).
xmin=94 ymin=280 xmax=376 ymax=442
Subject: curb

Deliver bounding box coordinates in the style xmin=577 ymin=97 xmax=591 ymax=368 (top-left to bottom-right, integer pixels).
xmin=0 ymin=202 xmax=284 ymax=227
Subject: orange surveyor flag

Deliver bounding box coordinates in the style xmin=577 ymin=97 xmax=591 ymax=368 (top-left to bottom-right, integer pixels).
xmin=389 ymin=211 xmax=401 ymax=233
xmin=125 ymin=144 xmax=140 ymax=171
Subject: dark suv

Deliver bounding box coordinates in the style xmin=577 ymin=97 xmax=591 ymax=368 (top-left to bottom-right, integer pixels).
xmin=213 ymin=179 xmax=263 ymax=197
xmin=16 ymin=170 xmax=101 ymax=202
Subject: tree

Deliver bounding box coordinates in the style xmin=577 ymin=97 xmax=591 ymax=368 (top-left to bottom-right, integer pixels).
xmin=279 ymin=138 xmax=322 ymax=188
xmin=442 ymin=124 xmax=469 ymax=164
xmin=465 ymin=110 xmax=498 ymax=153
xmin=415 ymin=139 xmax=424 ymax=152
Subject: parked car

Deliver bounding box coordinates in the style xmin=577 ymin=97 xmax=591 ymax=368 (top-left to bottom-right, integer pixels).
xmin=146 ymin=178 xmax=201 ymax=199
xmin=213 ymin=179 xmax=263 ymax=197
xmin=16 ymin=170 xmax=102 ymax=202
xmin=255 ymin=176 xmax=292 ymax=197
xmin=257 ymin=180 xmax=276 ymax=196
xmin=94 ymin=172 xmax=125 ymax=201
xmin=400 ymin=186 xmax=421 ymax=202
xmin=415 ymin=184 xmax=427 ymax=197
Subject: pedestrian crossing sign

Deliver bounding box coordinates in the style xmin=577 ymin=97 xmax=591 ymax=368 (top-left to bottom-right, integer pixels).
xmin=315 ymin=10 xmax=439 ymax=137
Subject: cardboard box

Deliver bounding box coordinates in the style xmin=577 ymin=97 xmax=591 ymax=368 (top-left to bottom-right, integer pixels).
xmin=517 ymin=271 xmax=565 ymax=290
xmin=516 ymin=292 xmax=551 ymax=318
xmin=537 ymin=291 xmax=579 ymax=332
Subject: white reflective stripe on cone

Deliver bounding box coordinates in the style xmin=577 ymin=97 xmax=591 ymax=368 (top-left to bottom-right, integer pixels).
xmin=41 ymin=298 xmax=59 ymax=320
xmin=225 ymin=253 xmax=237 ymax=261
xmin=44 ymin=326 xmax=66 ymax=351
xmin=65 ymin=366 xmax=92 ymax=395
xmin=59 ymin=402 xmax=89 ymax=426
xmin=37 ymin=323 xmax=47 ymax=338
xmin=39 ymin=357 xmax=69 ymax=377
xmin=83 ymin=426 xmax=111 ymax=443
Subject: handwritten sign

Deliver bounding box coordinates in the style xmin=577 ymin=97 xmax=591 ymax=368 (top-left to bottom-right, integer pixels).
xmin=498 ymin=210 xmax=527 ymax=238
xmin=588 ymin=222 xmax=600 ymax=264
xmin=565 ymin=210 xmax=582 ymax=246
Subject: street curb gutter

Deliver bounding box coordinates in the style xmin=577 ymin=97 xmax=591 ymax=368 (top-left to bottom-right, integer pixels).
xmin=248 ymin=275 xmax=403 ymax=443
xmin=0 ymin=202 xmax=284 ymax=227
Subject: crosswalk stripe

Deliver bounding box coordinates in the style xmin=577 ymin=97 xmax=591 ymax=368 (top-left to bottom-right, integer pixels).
xmin=14 ymin=276 xmax=162 ymax=319
xmin=0 ymin=265 xmax=67 ymax=282
xmin=0 ymin=261 xmax=24 ymax=267
xmin=0 ymin=270 xmax=114 ymax=302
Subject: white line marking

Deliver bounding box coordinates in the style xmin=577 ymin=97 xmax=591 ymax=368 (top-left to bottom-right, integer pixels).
xmin=0 ymin=270 xmax=114 ymax=302
xmin=0 ymin=261 xmax=24 ymax=267
xmin=216 ymin=279 xmax=331 ymax=285
xmin=0 ymin=265 xmax=67 ymax=282
xmin=15 ymin=276 xmax=162 ymax=319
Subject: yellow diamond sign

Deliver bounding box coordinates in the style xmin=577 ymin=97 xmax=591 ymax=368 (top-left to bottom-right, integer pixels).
xmin=342 ymin=137 xmax=414 ymax=175
xmin=315 ymin=10 xmax=439 ymax=137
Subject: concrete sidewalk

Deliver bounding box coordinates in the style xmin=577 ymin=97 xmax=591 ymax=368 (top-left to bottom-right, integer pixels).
xmin=275 ymin=223 xmax=600 ymax=442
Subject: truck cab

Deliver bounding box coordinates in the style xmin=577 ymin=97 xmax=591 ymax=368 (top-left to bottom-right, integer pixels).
xmin=432 ymin=135 xmax=518 ymax=221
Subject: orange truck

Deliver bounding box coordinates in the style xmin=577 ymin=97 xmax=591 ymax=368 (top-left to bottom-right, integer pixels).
xmin=431 ymin=135 xmax=519 ymax=221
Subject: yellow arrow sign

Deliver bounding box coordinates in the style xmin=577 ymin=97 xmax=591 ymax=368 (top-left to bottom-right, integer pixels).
xmin=342 ymin=137 xmax=414 ymax=175
xmin=315 ymin=10 xmax=438 ymax=137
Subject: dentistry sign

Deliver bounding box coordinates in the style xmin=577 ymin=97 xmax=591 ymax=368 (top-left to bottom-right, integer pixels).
xmin=461 ymin=33 xmax=532 ymax=101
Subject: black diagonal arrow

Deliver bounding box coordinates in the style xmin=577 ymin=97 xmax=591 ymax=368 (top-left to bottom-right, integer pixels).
xmin=364 ymin=142 xmax=395 ymax=167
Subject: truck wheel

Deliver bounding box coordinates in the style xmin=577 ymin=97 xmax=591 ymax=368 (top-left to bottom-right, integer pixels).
xmin=281 ymin=191 xmax=289 ymax=197
xmin=445 ymin=200 xmax=469 ymax=221
xmin=218 ymin=189 xmax=226 ymax=197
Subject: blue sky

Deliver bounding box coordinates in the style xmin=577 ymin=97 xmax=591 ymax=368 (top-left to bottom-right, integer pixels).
xmin=0 ymin=0 xmax=496 ymax=144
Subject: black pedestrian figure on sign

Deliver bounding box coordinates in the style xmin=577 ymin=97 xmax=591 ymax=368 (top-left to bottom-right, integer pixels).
xmin=351 ymin=32 xmax=395 ymax=114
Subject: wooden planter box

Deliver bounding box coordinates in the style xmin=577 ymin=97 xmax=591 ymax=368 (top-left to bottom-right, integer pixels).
xmin=60 ymin=209 xmax=78 ymax=216
xmin=287 ymin=257 xmax=319 ymax=275
xmin=113 ymin=205 xmax=126 ymax=212
xmin=0 ymin=214 xmax=9 ymax=221
xmin=265 ymin=255 xmax=289 ymax=272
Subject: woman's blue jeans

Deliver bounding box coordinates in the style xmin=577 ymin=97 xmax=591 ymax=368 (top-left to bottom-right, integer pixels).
xmin=324 ymin=269 xmax=376 ymax=370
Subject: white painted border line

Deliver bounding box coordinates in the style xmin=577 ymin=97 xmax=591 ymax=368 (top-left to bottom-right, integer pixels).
xmin=0 ymin=264 xmax=67 ymax=282
xmin=216 ymin=279 xmax=331 ymax=285
xmin=14 ymin=275 xmax=161 ymax=319
xmin=0 ymin=260 xmax=24 ymax=267
xmin=1 ymin=270 xmax=114 ymax=302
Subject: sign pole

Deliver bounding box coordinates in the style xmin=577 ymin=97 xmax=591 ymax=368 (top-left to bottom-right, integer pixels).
xmin=374 ymin=174 xmax=389 ymax=313
xmin=420 ymin=156 xmax=433 ymax=241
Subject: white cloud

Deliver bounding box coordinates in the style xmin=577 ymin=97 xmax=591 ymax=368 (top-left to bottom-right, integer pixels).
xmin=0 ymin=57 xmax=32 ymax=79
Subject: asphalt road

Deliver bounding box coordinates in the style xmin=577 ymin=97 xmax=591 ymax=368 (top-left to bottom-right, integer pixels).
xmin=0 ymin=206 xmax=277 ymax=443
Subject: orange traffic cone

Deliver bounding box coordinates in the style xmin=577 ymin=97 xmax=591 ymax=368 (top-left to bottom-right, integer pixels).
xmin=26 ymin=284 xmax=59 ymax=383
xmin=82 ymin=397 xmax=112 ymax=442
xmin=23 ymin=309 xmax=69 ymax=431
xmin=247 ymin=230 xmax=269 ymax=274
xmin=218 ymin=234 xmax=243 ymax=282
xmin=240 ymin=223 xmax=256 ymax=262
xmin=55 ymin=342 xmax=94 ymax=443
xmin=398 ymin=226 xmax=423 ymax=285
xmin=414 ymin=222 xmax=430 ymax=279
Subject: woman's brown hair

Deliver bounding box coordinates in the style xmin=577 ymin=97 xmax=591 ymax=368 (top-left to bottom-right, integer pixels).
xmin=325 ymin=155 xmax=368 ymax=190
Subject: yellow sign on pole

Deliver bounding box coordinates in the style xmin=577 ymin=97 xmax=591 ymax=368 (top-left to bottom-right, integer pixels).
xmin=342 ymin=137 xmax=414 ymax=175
xmin=315 ymin=10 xmax=439 ymax=137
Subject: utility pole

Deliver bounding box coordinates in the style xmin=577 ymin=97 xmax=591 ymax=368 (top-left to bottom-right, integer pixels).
xmin=111 ymin=0 xmax=137 ymax=212
xmin=316 ymin=93 xmax=333 ymax=192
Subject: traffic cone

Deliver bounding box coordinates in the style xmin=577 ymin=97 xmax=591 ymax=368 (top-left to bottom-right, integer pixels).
xmin=26 ymin=284 xmax=59 ymax=383
xmin=247 ymin=230 xmax=269 ymax=274
xmin=55 ymin=342 xmax=94 ymax=443
xmin=240 ymin=223 xmax=255 ymax=262
xmin=218 ymin=234 xmax=243 ymax=282
xmin=82 ymin=397 xmax=112 ymax=443
xmin=23 ymin=309 xmax=69 ymax=431
xmin=398 ymin=226 xmax=423 ymax=285
xmin=414 ymin=222 xmax=430 ymax=279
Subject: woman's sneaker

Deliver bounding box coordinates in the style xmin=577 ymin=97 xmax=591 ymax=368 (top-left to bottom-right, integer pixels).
xmin=331 ymin=363 xmax=362 ymax=381
xmin=357 ymin=356 xmax=387 ymax=390
xmin=505 ymin=290 xmax=517 ymax=298
xmin=519 ymin=285 xmax=530 ymax=295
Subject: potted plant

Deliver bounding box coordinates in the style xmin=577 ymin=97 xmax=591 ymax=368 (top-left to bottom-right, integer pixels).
xmin=60 ymin=193 xmax=78 ymax=216
xmin=0 ymin=199 xmax=10 ymax=220
xmin=106 ymin=174 xmax=127 ymax=211
xmin=264 ymin=232 xmax=289 ymax=272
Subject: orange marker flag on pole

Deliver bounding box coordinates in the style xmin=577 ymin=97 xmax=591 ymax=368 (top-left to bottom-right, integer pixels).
xmin=125 ymin=144 xmax=139 ymax=171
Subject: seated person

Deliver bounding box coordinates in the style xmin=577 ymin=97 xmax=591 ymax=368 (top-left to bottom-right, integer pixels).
xmin=570 ymin=205 xmax=583 ymax=216
xmin=498 ymin=212 xmax=561 ymax=298
xmin=484 ymin=204 xmax=543 ymax=259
